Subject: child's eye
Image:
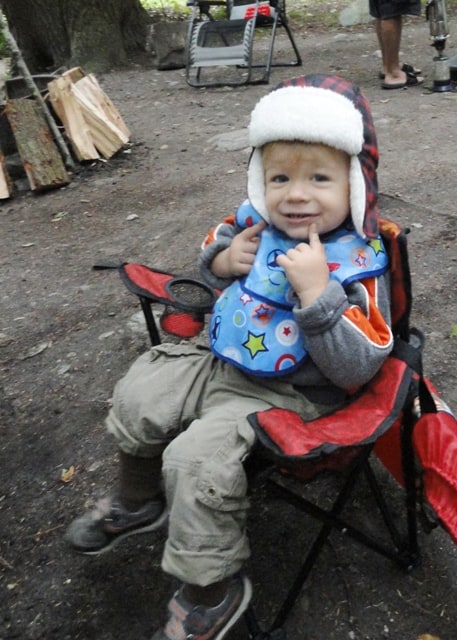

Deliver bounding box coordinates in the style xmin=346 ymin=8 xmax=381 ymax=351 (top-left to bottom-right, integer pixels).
xmin=271 ymin=174 xmax=289 ymax=184
xmin=313 ymin=173 xmax=329 ymax=183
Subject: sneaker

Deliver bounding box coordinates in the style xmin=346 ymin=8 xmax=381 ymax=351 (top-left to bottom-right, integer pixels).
xmin=151 ymin=574 xmax=252 ymax=640
xmin=65 ymin=495 xmax=167 ymax=555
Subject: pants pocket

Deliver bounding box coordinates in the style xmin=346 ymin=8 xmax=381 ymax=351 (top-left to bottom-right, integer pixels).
xmin=195 ymin=458 xmax=249 ymax=512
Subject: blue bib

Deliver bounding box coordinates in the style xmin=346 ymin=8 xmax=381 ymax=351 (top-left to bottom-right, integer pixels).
xmin=210 ymin=203 xmax=388 ymax=376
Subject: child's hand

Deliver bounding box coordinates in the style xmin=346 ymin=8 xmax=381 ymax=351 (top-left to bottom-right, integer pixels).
xmin=211 ymin=221 xmax=266 ymax=278
xmin=276 ymin=224 xmax=329 ymax=307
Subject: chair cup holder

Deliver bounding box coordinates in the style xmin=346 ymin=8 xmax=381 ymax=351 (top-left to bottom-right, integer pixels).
xmin=165 ymin=276 xmax=217 ymax=314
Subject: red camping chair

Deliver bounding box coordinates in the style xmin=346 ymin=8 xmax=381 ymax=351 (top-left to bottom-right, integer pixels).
xmin=94 ymin=217 xmax=457 ymax=639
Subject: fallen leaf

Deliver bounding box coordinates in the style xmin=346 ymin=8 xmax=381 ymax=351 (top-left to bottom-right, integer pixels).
xmin=20 ymin=342 xmax=49 ymax=360
xmin=60 ymin=466 xmax=75 ymax=483
xmin=52 ymin=211 xmax=70 ymax=221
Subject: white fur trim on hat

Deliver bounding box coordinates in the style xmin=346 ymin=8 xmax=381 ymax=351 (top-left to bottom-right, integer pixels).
xmin=247 ymin=85 xmax=367 ymax=238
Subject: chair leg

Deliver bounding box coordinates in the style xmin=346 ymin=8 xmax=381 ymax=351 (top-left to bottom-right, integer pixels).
xmin=244 ymin=605 xmax=288 ymax=639
xmin=266 ymin=453 xmax=368 ymax=630
xmin=139 ymin=296 xmax=161 ymax=346
xmin=259 ymin=14 xmax=279 ymax=83
xmin=400 ymin=405 xmax=421 ymax=565
xmin=279 ymin=17 xmax=302 ymax=66
xmin=249 ymin=11 xmax=302 ymax=83
xmin=244 ymin=463 xmax=365 ymax=636
xmin=248 ymin=442 xmax=421 ymax=633
xmin=363 ymin=460 xmax=419 ymax=568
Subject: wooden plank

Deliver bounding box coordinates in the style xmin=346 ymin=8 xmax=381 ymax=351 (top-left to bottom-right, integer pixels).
xmin=0 ymin=151 xmax=13 ymax=199
xmin=5 ymin=98 xmax=69 ymax=192
xmin=48 ymin=75 xmax=100 ymax=161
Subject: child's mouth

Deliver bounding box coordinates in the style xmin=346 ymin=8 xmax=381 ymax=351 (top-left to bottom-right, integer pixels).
xmin=285 ymin=213 xmax=317 ymax=221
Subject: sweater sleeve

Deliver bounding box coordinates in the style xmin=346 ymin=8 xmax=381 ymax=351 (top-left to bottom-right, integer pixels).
xmin=294 ymin=274 xmax=393 ymax=390
xmin=198 ymin=214 xmax=239 ymax=290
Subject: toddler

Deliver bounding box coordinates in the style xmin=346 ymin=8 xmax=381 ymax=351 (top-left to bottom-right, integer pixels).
xmin=67 ymin=74 xmax=393 ymax=640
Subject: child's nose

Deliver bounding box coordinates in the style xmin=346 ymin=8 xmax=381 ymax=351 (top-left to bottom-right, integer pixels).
xmin=287 ymin=181 xmax=310 ymax=200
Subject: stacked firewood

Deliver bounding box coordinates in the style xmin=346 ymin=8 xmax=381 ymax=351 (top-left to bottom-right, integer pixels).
xmin=0 ymin=67 xmax=130 ymax=199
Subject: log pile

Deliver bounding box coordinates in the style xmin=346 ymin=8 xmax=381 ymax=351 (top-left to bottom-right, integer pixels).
xmin=0 ymin=67 xmax=130 ymax=199
xmin=48 ymin=67 xmax=130 ymax=162
xmin=0 ymin=150 xmax=13 ymax=199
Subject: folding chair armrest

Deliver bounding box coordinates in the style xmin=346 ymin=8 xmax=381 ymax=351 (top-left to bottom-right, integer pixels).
xmin=93 ymin=262 xmax=218 ymax=345
xmin=248 ymin=346 xmax=416 ymax=462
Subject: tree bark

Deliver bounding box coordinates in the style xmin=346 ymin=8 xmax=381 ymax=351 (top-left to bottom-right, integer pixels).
xmin=0 ymin=0 xmax=150 ymax=73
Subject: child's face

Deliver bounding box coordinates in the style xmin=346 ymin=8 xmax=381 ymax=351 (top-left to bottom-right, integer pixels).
xmin=263 ymin=141 xmax=351 ymax=240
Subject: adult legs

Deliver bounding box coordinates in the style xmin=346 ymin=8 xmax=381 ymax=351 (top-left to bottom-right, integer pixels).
xmin=375 ymin=16 xmax=404 ymax=83
xmin=374 ymin=13 xmax=423 ymax=88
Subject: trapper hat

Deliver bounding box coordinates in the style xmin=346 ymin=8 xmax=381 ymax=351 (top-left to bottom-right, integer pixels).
xmin=247 ymin=74 xmax=379 ymax=239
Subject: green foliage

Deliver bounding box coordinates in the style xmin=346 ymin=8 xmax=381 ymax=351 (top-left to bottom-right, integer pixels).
xmin=141 ymin=0 xmax=190 ymax=21
xmin=289 ymin=1 xmax=340 ymax=30
xmin=0 ymin=19 xmax=11 ymax=58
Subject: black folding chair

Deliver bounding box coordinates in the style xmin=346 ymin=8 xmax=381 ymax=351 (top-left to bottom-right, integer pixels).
xmin=185 ymin=0 xmax=302 ymax=87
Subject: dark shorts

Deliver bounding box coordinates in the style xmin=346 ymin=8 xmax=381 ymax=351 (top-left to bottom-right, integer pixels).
xmin=369 ymin=0 xmax=421 ymax=19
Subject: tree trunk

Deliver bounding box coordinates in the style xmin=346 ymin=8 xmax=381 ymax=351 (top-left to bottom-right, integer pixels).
xmin=0 ymin=0 xmax=150 ymax=73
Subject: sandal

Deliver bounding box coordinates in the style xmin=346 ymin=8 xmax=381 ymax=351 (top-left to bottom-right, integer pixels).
xmin=382 ymin=67 xmax=424 ymax=90
xmin=379 ymin=63 xmax=422 ymax=80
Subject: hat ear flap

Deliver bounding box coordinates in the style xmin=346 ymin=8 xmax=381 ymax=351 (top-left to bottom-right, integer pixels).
xmin=350 ymin=156 xmax=366 ymax=238
xmin=247 ymin=148 xmax=270 ymax=222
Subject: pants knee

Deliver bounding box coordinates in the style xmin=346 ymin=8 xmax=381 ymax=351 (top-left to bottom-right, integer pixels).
xmin=162 ymin=431 xmax=249 ymax=514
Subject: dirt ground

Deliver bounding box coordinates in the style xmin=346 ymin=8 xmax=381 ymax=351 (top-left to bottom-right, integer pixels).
xmin=1 ymin=8 xmax=457 ymax=640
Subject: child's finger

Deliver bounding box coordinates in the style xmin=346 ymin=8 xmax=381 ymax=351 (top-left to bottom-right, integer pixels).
xmin=244 ymin=220 xmax=266 ymax=239
xmin=308 ymin=223 xmax=321 ymax=246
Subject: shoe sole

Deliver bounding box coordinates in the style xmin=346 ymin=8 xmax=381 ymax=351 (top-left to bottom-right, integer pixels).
xmin=214 ymin=575 xmax=253 ymax=640
xmin=76 ymin=507 xmax=168 ymax=556
xmin=379 ymin=63 xmax=422 ymax=79
xmin=381 ymin=79 xmax=424 ymax=90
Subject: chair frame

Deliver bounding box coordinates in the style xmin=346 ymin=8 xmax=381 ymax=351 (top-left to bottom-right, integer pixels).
xmin=185 ymin=0 xmax=302 ymax=88
xmin=243 ymin=394 xmax=422 ymax=638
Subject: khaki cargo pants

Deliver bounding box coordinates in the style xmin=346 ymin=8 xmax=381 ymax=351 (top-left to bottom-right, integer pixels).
xmin=106 ymin=342 xmax=333 ymax=586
